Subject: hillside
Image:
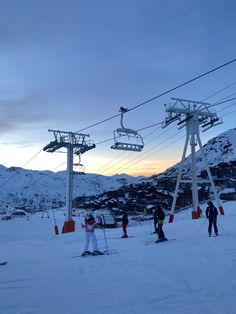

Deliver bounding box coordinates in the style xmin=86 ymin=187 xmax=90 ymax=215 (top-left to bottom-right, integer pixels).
xmin=160 ymin=128 xmax=236 ymax=177
xmin=0 ymin=165 xmax=139 ymax=211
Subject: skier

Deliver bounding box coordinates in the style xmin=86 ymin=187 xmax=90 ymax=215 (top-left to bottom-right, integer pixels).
xmin=122 ymin=212 xmax=129 ymax=238
xmin=81 ymin=214 xmax=103 ymax=256
xmin=155 ymin=205 xmax=167 ymax=243
xmin=205 ymin=201 xmax=218 ymax=237
xmin=152 ymin=208 xmax=158 ymax=233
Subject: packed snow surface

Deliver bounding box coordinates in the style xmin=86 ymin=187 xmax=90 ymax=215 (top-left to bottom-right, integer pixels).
xmin=1 ymin=201 xmax=236 ymax=314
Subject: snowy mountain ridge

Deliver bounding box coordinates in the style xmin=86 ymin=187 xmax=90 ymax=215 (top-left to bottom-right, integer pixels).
xmin=158 ymin=127 xmax=236 ymax=178
xmin=0 ymin=128 xmax=235 ymax=210
xmin=0 ymin=165 xmax=140 ymax=210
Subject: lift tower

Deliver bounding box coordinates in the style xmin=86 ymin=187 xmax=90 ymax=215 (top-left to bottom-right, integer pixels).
xmin=43 ymin=129 xmax=95 ymax=233
xmin=162 ymin=98 xmax=224 ymax=223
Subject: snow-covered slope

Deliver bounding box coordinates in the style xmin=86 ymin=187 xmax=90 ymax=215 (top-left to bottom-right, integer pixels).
xmin=0 ymin=165 xmax=139 ymax=210
xmin=0 ymin=201 xmax=236 ymax=314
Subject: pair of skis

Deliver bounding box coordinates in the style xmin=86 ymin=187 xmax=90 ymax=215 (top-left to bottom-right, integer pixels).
xmin=72 ymin=250 xmax=118 ymax=258
xmin=145 ymin=238 xmax=176 ymax=245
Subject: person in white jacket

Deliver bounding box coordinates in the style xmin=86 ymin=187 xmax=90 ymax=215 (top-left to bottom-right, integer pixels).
xmin=81 ymin=214 xmax=103 ymax=256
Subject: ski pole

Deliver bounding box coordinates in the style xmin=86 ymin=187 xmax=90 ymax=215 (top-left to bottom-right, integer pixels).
xmin=196 ymin=218 xmax=207 ymax=232
xmin=103 ymin=227 xmax=109 ymax=254
xmin=215 ymin=220 xmax=229 ymax=236
xmin=52 ymin=209 xmax=59 ymax=235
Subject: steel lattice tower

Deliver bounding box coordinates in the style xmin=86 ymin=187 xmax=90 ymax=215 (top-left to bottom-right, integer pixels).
xmin=162 ymin=98 xmax=225 ymax=223
xmin=44 ymin=129 xmax=95 ymax=233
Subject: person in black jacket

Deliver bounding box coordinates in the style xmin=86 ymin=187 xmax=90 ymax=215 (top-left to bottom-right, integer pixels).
xmin=205 ymin=201 xmax=218 ymax=236
xmin=153 ymin=208 xmax=158 ymax=233
xmin=155 ymin=205 xmax=167 ymax=242
xmin=122 ymin=212 xmax=129 ymax=238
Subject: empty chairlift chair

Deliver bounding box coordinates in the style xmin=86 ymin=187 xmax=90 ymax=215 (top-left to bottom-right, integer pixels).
xmin=73 ymin=154 xmax=85 ymax=175
xmin=111 ymin=107 xmax=144 ymax=152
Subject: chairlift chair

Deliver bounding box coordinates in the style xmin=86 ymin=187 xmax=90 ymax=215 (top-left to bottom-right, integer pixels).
xmin=73 ymin=155 xmax=85 ymax=175
xmin=111 ymin=107 xmax=144 ymax=152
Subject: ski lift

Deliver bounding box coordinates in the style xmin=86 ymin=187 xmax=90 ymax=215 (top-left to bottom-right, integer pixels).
xmin=111 ymin=107 xmax=144 ymax=152
xmin=73 ymin=155 xmax=85 ymax=175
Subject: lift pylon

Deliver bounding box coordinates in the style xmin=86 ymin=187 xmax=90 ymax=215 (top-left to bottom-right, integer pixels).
xmin=162 ymin=98 xmax=224 ymax=223
xmin=43 ymin=129 xmax=95 ymax=233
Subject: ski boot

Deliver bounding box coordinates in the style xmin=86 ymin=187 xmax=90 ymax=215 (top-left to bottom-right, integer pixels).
xmin=81 ymin=251 xmax=92 ymax=256
xmin=93 ymin=250 xmax=104 ymax=255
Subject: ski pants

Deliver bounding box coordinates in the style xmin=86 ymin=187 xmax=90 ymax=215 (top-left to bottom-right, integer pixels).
xmin=208 ymin=218 xmax=218 ymax=235
xmin=122 ymin=223 xmax=128 ymax=236
xmin=157 ymin=223 xmax=165 ymax=240
xmin=154 ymin=220 xmax=158 ymax=232
xmin=84 ymin=232 xmax=98 ymax=252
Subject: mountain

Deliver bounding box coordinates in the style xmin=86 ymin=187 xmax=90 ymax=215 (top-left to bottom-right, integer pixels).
xmin=0 ymin=165 xmax=141 ymax=211
xmin=0 ymin=128 xmax=235 ymax=211
xmin=155 ymin=127 xmax=236 ymax=178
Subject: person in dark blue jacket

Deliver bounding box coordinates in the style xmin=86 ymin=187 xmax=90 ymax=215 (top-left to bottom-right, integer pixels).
xmin=205 ymin=201 xmax=218 ymax=236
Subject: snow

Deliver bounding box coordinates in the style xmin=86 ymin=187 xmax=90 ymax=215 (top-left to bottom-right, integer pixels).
xmin=1 ymin=201 xmax=236 ymax=314
xmin=0 ymin=168 xmax=139 ymax=210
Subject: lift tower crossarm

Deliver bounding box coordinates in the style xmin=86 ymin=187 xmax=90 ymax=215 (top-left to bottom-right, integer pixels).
xmin=166 ymin=98 xmax=217 ymax=118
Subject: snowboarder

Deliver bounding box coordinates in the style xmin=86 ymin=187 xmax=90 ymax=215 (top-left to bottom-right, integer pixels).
xmin=122 ymin=212 xmax=129 ymax=238
xmin=205 ymin=201 xmax=218 ymax=236
xmin=81 ymin=214 xmax=103 ymax=256
xmin=155 ymin=205 xmax=167 ymax=243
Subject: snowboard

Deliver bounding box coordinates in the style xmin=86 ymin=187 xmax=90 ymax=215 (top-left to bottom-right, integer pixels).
xmin=0 ymin=261 xmax=7 ymax=266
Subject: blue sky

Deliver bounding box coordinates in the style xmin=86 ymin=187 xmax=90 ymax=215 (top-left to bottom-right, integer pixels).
xmin=0 ymin=0 xmax=236 ymax=176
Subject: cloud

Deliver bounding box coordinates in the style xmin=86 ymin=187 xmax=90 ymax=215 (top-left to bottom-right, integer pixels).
xmin=0 ymin=93 xmax=52 ymax=133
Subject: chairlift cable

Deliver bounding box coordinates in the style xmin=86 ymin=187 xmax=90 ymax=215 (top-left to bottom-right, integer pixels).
xmin=104 ymin=129 xmax=184 ymax=176
xmin=125 ymin=58 xmax=236 ymax=113
xmin=208 ymin=97 xmax=236 ymax=108
xmin=105 ymin=89 xmax=234 ymax=171
xmin=93 ymin=84 xmax=236 ymax=173
xmin=0 ymin=148 xmax=44 ymax=189
xmin=96 ymin=124 xmax=165 ymax=174
xmin=199 ymin=80 xmax=236 ymax=106
xmin=104 ymin=99 xmax=234 ymax=176
xmin=112 ymin=104 xmax=236 ymax=176
xmin=105 ymin=132 xmax=185 ymax=176
xmin=76 ymin=58 xmax=236 ymax=133
xmin=22 ymin=149 xmax=44 ymax=168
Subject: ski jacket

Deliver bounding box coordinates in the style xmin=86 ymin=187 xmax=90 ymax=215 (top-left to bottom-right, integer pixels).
xmin=82 ymin=220 xmax=100 ymax=233
xmin=157 ymin=208 xmax=165 ymax=221
xmin=153 ymin=210 xmax=158 ymax=223
xmin=205 ymin=206 xmax=218 ymax=220
xmin=122 ymin=214 xmax=129 ymax=225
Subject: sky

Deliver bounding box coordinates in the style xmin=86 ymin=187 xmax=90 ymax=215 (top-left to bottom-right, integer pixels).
xmin=0 ymin=0 xmax=236 ymax=176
